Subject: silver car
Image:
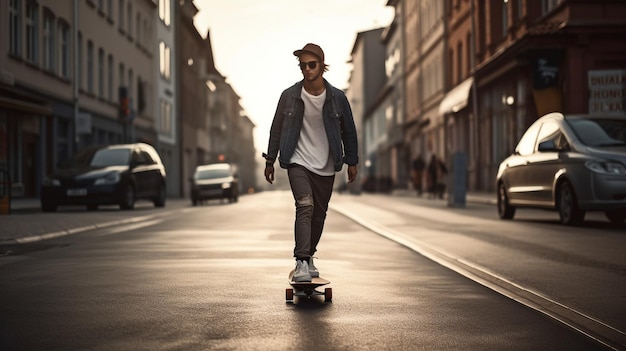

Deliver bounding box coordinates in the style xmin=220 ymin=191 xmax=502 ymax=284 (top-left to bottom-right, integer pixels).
xmin=496 ymin=112 xmax=626 ymax=226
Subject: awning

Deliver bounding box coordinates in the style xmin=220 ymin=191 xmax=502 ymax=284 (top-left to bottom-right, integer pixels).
xmin=439 ymin=77 xmax=474 ymax=115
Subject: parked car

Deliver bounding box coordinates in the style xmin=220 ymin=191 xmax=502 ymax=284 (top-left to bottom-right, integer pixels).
xmin=41 ymin=143 xmax=167 ymax=211
xmin=190 ymin=163 xmax=239 ymax=205
xmin=496 ymin=112 xmax=626 ymax=226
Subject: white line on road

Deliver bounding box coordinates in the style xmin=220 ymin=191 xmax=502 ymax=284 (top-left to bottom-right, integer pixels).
xmin=330 ymin=204 xmax=625 ymax=351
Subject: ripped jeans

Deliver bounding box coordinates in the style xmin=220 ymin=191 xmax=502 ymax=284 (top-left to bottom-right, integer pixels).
xmin=287 ymin=165 xmax=335 ymax=260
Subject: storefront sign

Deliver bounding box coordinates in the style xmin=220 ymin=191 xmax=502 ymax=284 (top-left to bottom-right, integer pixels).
xmin=588 ymin=69 xmax=626 ymax=114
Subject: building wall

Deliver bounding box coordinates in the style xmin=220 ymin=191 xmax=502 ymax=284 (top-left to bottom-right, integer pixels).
xmin=0 ymin=0 xmax=158 ymax=197
xmin=156 ymin=0 xmax=179 ymax=197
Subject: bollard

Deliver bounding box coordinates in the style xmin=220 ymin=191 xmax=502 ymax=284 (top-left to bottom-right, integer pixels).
xmin=447 ymin=152 xmax=467 ymax=208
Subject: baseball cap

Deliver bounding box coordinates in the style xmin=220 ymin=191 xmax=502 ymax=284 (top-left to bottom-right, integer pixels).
xmin=293 ymin=43 xmax=325 ymax=63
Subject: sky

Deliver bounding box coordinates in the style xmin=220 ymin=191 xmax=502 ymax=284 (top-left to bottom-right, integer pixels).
xmin=193 ymin=0 xmax=394 ymax=151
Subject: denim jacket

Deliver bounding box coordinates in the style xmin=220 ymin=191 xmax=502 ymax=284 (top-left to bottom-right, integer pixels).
xmin=264 ymin=79 xmax=359 ymax=172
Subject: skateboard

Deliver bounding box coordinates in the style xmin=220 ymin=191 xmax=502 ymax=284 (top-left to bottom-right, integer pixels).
xmin=286 ymin=270 xmax=332 ymax=302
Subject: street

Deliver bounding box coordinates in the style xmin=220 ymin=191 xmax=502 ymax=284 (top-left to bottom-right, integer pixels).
xmin=0 ymin=191 xmax=624 ymax=350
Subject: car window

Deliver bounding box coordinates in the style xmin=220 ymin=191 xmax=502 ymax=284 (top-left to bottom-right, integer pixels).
xmin=140 ymin=151 xmax=155 ymax=164
xmin=568 ymin=118 xmax=626 ymax=146
xmin=90 ymin=149 xmax=131 ymax=167
xmin=142 ymin=145 xmax=163 ymax=164
xmin=195 ymin=168 xmax=231 ymax=180
xmin=516 ymin=122 xmax=541 ymax=156
xmin=131 ymin=150 xmax=149 ymax=165
xmin=59 ymin=147 xmax=98 ymax=168
xmin=536 ymin=120 xmax=561 ymax=150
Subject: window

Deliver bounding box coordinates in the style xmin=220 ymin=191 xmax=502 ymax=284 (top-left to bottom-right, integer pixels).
xmin=87 ymin=40 xmax=94 ymax=94
xmin=107 ymin=55 xmax=114 ymax=101
xmin=542 ymin=0 xmax=561 ymax=15
xmin=128 ymin=69 xmax=133 ymax=101
xmin=137 ymin=77 xmax=145 ymax=113
xmin=159 ymin=41 xmax=171 ymax=80
xmin=159 ymin=0 xmax=170 ymax=26
xmin=58 ymin=21 xmax=69 ymax=78
xmin=136 ymin=12 xmax=141 ymax=45
xmin=119 ymin=62 xmax=125 ymax=89
xmin=466 ymin=32 xmax=472 ymax=75
xmin=127 ymin=2 xmax=132 ymax=38
xmin=9 ymin=0 xmax=21 ymax=56
xmin=502 ymin=0 xmax=509 ymax=37
xmin=118 ymin=0 xmax=125 ymax=31
xmin=25 ymin=1 xmax=39 ymax=63
xmin=456 ymin=41 xmax=463 ymax=83
xmin=98 ymin=48 xmax=105 ymax=98
xmin=43 ymin=10 xmax=55 ymax=72
xmin=160 ymin=99 xmax=172 ymax=134
xmin=77 ymin=32 xmax=83 ymax=90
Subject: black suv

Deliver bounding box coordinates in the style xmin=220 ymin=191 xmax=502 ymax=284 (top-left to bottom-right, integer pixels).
xmin=41 ymin=143 xmax=167 ymax=211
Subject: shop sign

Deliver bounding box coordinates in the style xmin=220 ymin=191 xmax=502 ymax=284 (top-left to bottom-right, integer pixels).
xmin=588 ymin=69 xmax=626 ymax=114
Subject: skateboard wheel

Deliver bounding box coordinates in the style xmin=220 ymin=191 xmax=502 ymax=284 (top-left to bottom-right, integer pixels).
xmin=324 ymin=288 xmax=332 ymax=302
xmin=286 ymin=288 xmax=294 ymax=301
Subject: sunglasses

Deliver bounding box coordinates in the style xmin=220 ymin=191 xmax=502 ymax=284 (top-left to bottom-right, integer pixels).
xmin=299 ymin=61 xmax=318 ymax=70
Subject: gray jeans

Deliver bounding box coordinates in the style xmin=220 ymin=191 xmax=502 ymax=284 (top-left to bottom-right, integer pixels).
xmin=287 ymin=165 xmax=335 ymax=260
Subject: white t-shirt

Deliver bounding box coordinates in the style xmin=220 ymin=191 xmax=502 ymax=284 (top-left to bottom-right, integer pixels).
xmin=289 ymin=88 xmax=334 ymax=176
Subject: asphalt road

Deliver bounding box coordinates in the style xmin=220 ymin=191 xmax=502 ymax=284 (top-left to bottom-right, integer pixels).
xmin=0 ymin=191 xmax=618 ymax=350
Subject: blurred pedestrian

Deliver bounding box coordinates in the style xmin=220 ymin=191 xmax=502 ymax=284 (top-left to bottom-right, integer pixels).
xmin=263 ymin=43 xmax=359 ymax=282
xmin=427 ymin=154 xmax=448 ymax=199
xmin=411 ymin=154 xmax=425 ymax=196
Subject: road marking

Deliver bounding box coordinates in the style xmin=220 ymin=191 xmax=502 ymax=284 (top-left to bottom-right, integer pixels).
xmin=331 ymin=204 xmax=625 ymax=351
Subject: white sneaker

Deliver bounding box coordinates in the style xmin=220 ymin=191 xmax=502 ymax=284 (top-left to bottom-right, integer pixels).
xmin=308 ymin=257 xmax=319 ymax=278
xmin=293 ymin=260 xmax=312 ymax=282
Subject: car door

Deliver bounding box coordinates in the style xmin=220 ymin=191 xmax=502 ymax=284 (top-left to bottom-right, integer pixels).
xmin=504 ymin=121 xmax=541 ymax=204
xmin=139 ymin=148 xmax=160 ymax=197
xmin=523 ymin=120 xmax=562 ymax=205
xmin=130 ymin=148 xmax=151 ymax=198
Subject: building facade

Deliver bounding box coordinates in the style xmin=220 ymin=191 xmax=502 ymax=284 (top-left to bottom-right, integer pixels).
xmin=354 ymin=0 xmax=626 ymax=194
xmin=1 ymin=0 xmax=158 ymax=198
xmin=156 ymin=0 xmax=180 ymax=197
xmin=346 ymin=28 xmax=388 ymax=192
xmin=1 ymin=0 xmax=256 ymax=202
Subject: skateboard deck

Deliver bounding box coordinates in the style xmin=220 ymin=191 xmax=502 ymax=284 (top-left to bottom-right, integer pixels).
xmin=286 ymin=269 xmax=332 ymax=302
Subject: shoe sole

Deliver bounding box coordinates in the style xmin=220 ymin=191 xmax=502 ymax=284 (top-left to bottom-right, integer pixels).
xmin=293 ymin=275 xmax=312 ymax=282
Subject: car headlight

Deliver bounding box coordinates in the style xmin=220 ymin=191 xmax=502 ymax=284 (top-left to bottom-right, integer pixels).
xmin=585 ymin=160 xmax=626 ymax=175
xmin=94 ymin=172 xmax=121 ymax=185
xmin=221 ymin=182 xmax=231 ymax=189
xmin=43 ymin=177 xmax=61 ymax=186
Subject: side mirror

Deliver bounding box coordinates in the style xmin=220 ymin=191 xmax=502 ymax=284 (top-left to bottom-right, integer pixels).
xmin=538 ymin=140 xmax=558 ymax=152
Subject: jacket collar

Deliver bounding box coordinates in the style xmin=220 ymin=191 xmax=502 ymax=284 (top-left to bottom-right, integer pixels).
xmin=290 ymin=79 xmax=334 ymax=100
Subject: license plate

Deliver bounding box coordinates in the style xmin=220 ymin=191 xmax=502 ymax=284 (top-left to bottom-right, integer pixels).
xmin=201 ymin=189 xmax=222 ymax=196
xmin=67 ymin=188 xmax=87 ymax=196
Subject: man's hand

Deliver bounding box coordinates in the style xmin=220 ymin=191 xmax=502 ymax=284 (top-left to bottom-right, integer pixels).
xmin=264 ymin=165 xmax=275 ymax=184
xmin=347 ymin=165 xmax=358 ymax=183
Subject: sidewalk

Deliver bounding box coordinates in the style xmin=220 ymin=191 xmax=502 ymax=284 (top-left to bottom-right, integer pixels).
xmin=0 ymin=191 xmax=496 ymax=245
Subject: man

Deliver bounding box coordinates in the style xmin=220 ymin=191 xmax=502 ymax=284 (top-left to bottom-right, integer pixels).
xmin=411 ymin=154 xmax=425 ymax=196
xmin=263 ymin=43 xmax=359 ymax=282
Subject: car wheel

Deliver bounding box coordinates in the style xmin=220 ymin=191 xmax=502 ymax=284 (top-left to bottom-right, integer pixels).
xmin=119 ymin=184 xmax=135 ymax=210
xmin=557 ymin=181 xmax=584 ymax=225
xmin=497 ymin=182 xmax=515 ymax=220
xmin=605 ymin=210 xmax=626 ymax=226
xmin=153 ymin=184 xmax=166 ymax=208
